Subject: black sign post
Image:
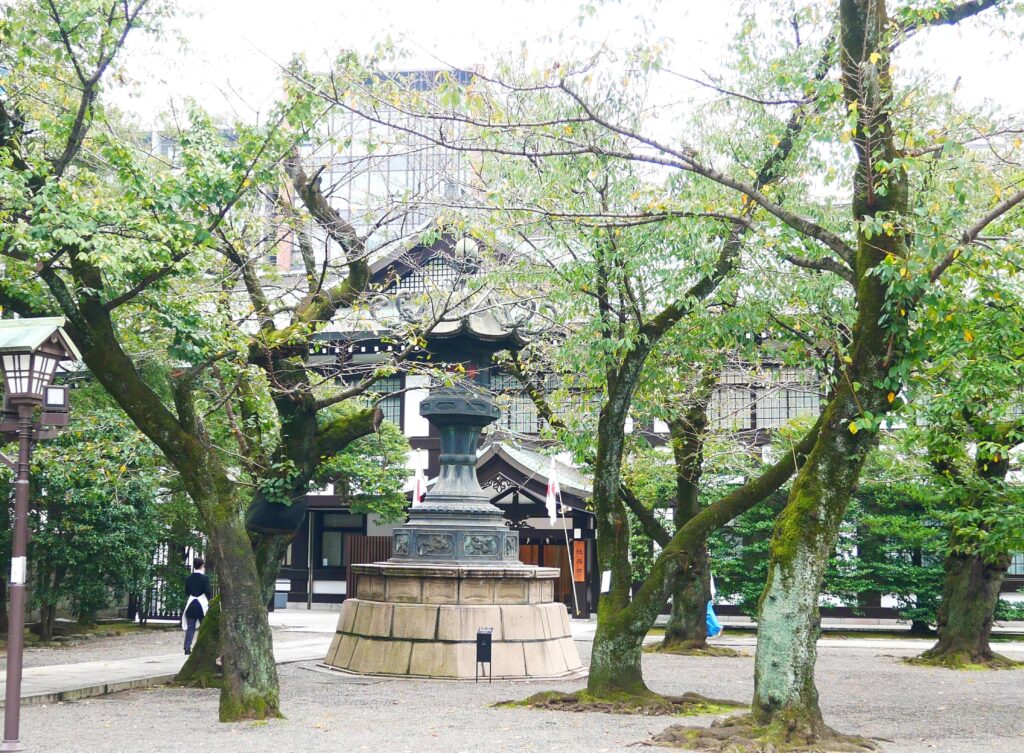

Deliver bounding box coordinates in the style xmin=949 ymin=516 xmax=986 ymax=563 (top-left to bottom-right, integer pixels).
xmin=476 ymin=627 xmax=493 ymax=683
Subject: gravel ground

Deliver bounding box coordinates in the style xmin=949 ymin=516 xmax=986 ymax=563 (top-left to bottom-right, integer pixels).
xmin=1 ymin=623 xmax=324 ymax=669
xmin=16 ymin=642 xmax=1024 ymax=753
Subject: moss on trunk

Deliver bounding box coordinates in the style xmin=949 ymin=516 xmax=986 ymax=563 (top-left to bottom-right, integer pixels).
xmin=751 ymin=393 xmax=877 ymax=731
xmin=586 ymin=354 xmax=652 ymax=699
xmin=208 ymin=514 xmax=282 ymax=721
xmin=908 ymin=552 xmax=1020 ymax=669
xmin=252 ymin=530 xmax=294 ymax=604
xmin=660 ymin=547 xmax=711 ymax=653
xmin=176 ymin=597 xmax=223 ymax=688
xmin=659 ymin=410 xmax=713 ymax=654
xmin=588 ymin=612 xmax=651 ymax=698
xmin=745 ymin=0 xmax=908 ymax=743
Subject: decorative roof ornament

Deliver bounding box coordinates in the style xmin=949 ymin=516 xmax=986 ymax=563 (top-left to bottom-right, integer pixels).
xmin=364 ymin=248 xmax=559 ymax=345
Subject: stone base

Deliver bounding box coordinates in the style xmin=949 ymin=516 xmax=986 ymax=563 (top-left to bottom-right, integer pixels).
xmin=322 ymin=563 xmax=585 ymax=680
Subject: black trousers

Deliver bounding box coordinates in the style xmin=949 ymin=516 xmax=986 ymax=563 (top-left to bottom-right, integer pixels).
xmin=184 ymin=616 xmax=201 ymax=653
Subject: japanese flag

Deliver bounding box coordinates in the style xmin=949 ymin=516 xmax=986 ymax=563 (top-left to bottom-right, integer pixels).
xmin=412 ymin=453 xmax=427 ymax=507
xmin=545 ymin=457 xmax=561 ymax=525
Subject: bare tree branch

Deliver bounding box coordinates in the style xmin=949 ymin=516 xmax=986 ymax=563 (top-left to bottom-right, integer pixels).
xmin=783 ymin=252 xmax=855 ymax=283
xmin=896 ymin=0 xmax=1003 ymax=40
xmin=927 ymin=186 xmax=1024 ymax=285
xmin=620 ymin=482 xmax=671 ymax=547
xmin=46 ymin=0 xmax=150 ymax=177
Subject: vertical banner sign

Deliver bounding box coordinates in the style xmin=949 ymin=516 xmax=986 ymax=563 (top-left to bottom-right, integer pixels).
xmin=572 ymin=540 xmax=586 ymax=583
xmin=10 ymin=556 xmax=26 ymax=585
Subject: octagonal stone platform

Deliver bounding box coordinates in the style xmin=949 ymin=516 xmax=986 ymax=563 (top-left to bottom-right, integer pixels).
xmin=322 ymin=563 xmax=585 ymax=679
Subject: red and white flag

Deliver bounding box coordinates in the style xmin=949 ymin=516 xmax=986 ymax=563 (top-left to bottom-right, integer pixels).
xmin=412 ymin=453 xmax=427 ymax=507
xmin=545 ymin=457 xmax=561 ymax=524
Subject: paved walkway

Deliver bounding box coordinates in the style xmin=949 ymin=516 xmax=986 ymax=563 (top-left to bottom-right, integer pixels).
xmin=708 ymin=634 xmax=1024 ymax=651
xmin=5 ymin=609 xmax=1024 ymax=707
xmin=0 ymin=610 xmax=341 ymax=706
xmin=0 ymin=637 xmax=332 ymax=707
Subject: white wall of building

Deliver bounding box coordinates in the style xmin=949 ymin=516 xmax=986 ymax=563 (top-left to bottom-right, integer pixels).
xmin=367 ymin=516 xmax=401 ymax=537
xmin=405 ymin=374 xmax=431 ymax=437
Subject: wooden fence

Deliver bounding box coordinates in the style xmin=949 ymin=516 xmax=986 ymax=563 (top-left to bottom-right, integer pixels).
xmin=344 ymin=535 xmax=392 ymax=599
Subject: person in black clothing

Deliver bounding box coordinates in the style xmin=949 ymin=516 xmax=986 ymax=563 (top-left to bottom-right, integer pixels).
xmin=182 ymin=557 xmax=213 ymax=655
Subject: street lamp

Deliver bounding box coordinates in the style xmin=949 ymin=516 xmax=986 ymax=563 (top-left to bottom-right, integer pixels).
xmin=0 ymin=318 xmax=78 ymax=753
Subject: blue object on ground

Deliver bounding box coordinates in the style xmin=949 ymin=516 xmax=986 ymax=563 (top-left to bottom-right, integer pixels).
xmin=706 ymin=600 xmax=722 ymax=637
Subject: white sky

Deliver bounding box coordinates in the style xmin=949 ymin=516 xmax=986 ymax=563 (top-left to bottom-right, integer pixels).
xmin=111 ymin=0 xmax=1024 ymax=126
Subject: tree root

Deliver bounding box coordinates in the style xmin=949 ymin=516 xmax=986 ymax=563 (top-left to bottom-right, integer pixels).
xmin=219 ymin=692 xmax=284 ymax=722
xmin=905 ymin=648 xmax=1023 ymax=670
xmin=645 ymin=643 xmax=747 ymax=658
xmin=174 ymin=598 xmax=223 ymax=688
xmin=173 ymin=670 xmax=223 ymax=689
xmin=497 ymin=690 xmax=745 ymax=717
xmin=648 ymin=714 xmax=880 ymax=751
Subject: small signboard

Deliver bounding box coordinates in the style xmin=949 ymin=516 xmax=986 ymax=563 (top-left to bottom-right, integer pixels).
xmin=476 ymin=628 xmax=493 ymax=683
xmin=572 ymin=540 xmax=586 ymax=583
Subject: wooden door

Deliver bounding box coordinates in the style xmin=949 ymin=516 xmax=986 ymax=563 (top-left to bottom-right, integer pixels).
xmin=542 ymin=544 xmax=573 ymax=606
xmin=520 ymin=544 xmax=540 ymax=566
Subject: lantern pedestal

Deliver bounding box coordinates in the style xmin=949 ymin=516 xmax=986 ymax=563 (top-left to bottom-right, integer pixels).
xmin=322 ymin=563 xmax=584 ymax=679
xmin=323 ymin=386 xmax=583 ymax=679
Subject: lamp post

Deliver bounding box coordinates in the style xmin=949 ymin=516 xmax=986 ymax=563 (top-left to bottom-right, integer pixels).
xmin=0 ymin=318 xmax=78 ymax=753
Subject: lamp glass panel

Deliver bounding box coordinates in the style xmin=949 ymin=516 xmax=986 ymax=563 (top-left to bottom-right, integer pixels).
xmin=29 ymin=355 xmax=59 ymax=396
xmin=0 ymin=355 xmax=16 ymax=393
xmin=17 ymin=354 xmax=31 ymax=393
xmin=2 ymin=354 xmax=31 ymax=393
xmin=41 ymin=354 xmax=59 ymax=380
xmin=45 ymin=386 xmax=66 ymax=409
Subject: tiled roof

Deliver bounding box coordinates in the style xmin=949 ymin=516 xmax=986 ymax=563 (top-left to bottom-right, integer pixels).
xmin=477 ymin=441 xmax=592 ymax=496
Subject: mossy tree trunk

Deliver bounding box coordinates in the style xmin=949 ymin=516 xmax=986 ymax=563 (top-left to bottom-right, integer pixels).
xmin=1 ymin=23 xmax=379 ymax=723
xmin=916 ymin=458 xmax=1018 ymax=668
xmin=750 ymin=400 xmax=881 ymax=734
xmin=188 ymin=186 xmax=375 ymax=717
xmin=660 ymin=406 xmax=712 ymax=652
xmin=583 ymin=237 xmax=743 ymax=692
xmin=588 ymin=358 xmax=652 ymax=697
xmin=593 ymin=404 xmax=824 ymax=702
xmin=252 ymin=529 xmax=296 ymax=604
xmin=750 ymin=0 xmax=906 ymax=737
xmin=541 ymin=221 xmax=804 ymax=697
xmin=586 ymin=174 xmax=750 ymax=696
xmin=510 ymin=44 xmax=825 ymax=695
xmin=172 ymin=387 xmax=378 ymax=686
xmin=175 ymin=531 xmax=298 ymax=687
xmin=42 ymin=290 xmax=285 ymax=720
xmin=208 ymin=513 xmax=281 ymax=720
xmin=915 ymin=551 xmax=1012 ymax=667
xmin=608 ymin=44 xmax=837 ymax=667
xmin=176 ymin=597 xmax=223 ymax=687
xmin=509 ymin=350 xmax=663 ymax=695
xmin=518 ymin=318 xmax=822 ymax=702
xmin=661 ymin=557 xmax=711 ymax=650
